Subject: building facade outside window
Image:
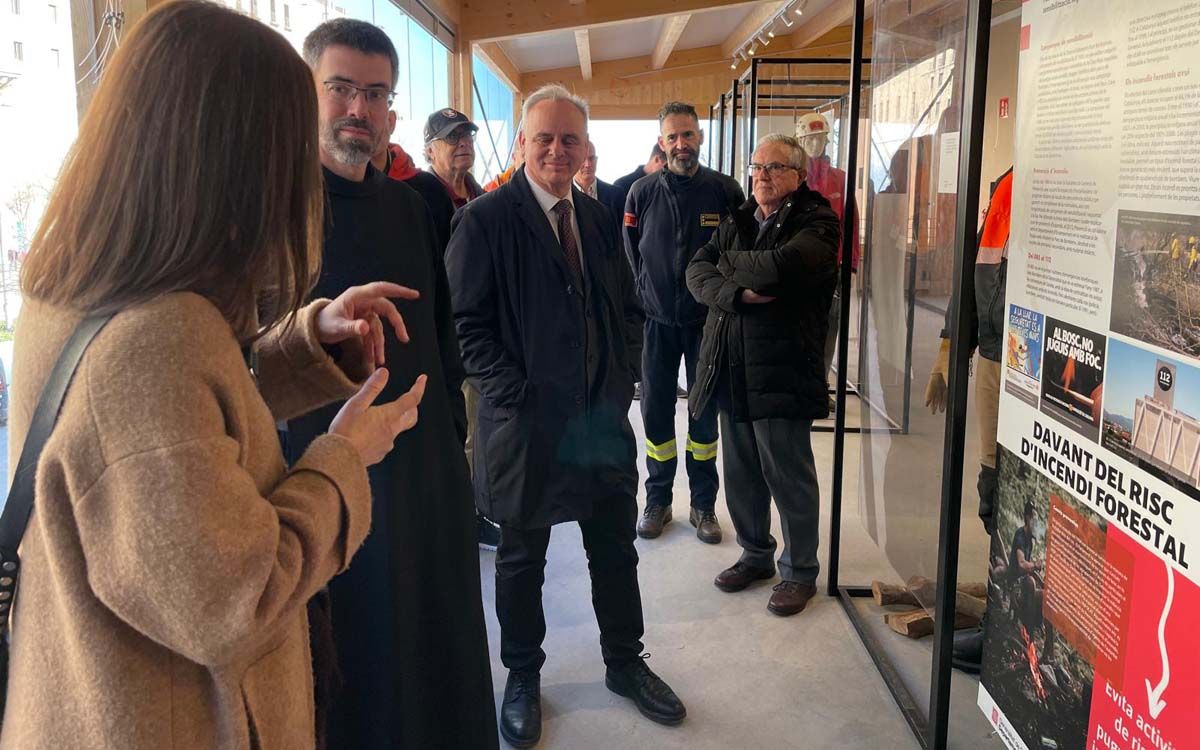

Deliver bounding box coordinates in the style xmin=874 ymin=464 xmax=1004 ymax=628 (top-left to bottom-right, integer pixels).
xmin=0 ymin=0 xmax=79 ymax=442
xmin=0 ymin=0 xmax=452 ymax=483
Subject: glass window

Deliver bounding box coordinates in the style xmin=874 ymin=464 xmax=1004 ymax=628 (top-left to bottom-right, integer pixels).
xmin=588 ymin=120 xmax=661 ymax=183
xmin=209 ymin=0 xmax=450 ymax=162
xmin=0 ymin=0 xmax=81 ymax=481
xmin=471 ymin=55 xmax=515 ymax=184
xmin=0 ymin=0 xmax=453 ymax=483
xmin=373 ymin=2 xmax=450 ymax=160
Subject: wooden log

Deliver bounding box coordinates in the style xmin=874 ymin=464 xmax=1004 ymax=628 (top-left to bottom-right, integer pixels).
xmin=871 ymin=578 xmax=988 ymax=607
xmin=956 ymin=592 xmax=987 ymax=621
xmin=884 ymin=607 xmax=980 ymax=639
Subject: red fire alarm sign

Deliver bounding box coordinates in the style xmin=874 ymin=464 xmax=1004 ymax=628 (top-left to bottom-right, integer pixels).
xmin=999 ymin=97 xmax=1010 ymax=119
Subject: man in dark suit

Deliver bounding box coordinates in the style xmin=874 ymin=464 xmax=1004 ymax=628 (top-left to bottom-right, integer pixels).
xmin=611 ymin=143 xmax=666 ymax=224
xmin=574 ymin=140 xmax=620 ymax=218
xmin=446 ymin=84 xmax=687 ymax=749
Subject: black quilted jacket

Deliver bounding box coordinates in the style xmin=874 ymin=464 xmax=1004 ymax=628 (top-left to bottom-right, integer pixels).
xmin=686 ymin=184 xmax=841 ymax=423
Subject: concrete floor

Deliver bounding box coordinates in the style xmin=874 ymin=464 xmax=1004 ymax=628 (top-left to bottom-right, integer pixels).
xmin=478 ymin=402 xmax=924 ymax=750
xmin=477 ymin=295 xmax=1000 ymax=749
xmin=475 ymin=291 xmax=1003 ymax=744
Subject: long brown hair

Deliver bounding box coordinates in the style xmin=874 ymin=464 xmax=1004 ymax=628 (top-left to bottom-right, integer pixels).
xmin=21 ymin=0 xmax=323 ymax=337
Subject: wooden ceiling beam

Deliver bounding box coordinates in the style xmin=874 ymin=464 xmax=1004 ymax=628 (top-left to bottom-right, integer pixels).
xmin=520 ymin=19 xmax=878 ymax=93
xmin=524 ymin=37 xmax=867 ymax=84
xmin=720 ymin=1 xmax=788 ymax=59
xmin=575 ymin=28 xmax=593 ymax=80
xmin=652 ymin=14 xmax=692 ymax=70
xmin=460 ymin=0 xmax=762 ymax=43
xmin=789 ymin=0 xmax=875 ymax=49
xmin=473 ymin=42 xmax=524 ymax=93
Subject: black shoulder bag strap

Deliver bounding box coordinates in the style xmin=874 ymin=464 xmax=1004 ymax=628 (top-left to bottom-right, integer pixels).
xmin=0 ymin=313 xmax=114 ymax=720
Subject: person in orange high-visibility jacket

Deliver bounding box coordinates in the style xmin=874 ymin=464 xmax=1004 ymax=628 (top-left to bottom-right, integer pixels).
xmin=484 ymin=150 xmax=524 ymax=192
xmin=924 ymin=167 xmax=1013 ymax=672
xmin=926 ymin=166 xmax=1011 ymax=527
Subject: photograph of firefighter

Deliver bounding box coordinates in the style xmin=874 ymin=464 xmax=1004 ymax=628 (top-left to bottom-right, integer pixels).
xmin=1110 ymin=209 xmax=1200 ymax=360
xmin=1038 ymin=317 xmax=1106 ymax=442
xmin=980 ymin=448 xmax=1094 ymax=750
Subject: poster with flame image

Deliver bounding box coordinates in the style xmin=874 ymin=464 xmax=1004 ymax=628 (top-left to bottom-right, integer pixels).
xmin=1040 ymin=317 xmax=1106 ymax=443
xmin=980 ymin=448 xmax=1097 ymax=750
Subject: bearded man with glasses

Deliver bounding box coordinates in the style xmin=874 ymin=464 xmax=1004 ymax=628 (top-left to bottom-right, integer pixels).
xmin=687 ymin=133 xmax=841 ymax=618
xmin=292 ymin=19 xmax=499 ymax=749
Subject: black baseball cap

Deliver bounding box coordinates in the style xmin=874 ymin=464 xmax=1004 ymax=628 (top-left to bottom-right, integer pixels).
xmin=424 ymin=108 xmax=478 ymax=143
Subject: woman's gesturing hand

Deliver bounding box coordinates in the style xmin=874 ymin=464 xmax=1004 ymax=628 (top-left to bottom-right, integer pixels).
xmin=330 ymin=370 xmax=428 ymax=466
xmin=317 ymin=282 xmax=421 ymax=369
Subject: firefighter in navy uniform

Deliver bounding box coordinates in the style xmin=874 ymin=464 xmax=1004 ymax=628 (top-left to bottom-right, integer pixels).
xmin=624 ymin=101 xmax=744 ymax=543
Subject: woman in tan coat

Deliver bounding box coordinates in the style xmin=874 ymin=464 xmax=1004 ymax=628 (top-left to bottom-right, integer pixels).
xmin=2 ymin=3 xmax=428 ymax=748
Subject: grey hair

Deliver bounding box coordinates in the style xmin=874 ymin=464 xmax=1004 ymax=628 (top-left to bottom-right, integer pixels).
xmin=521 ymin=84 xmax=590 ymax=127
xmin=757 ymin=133 xmax=808 ymax=171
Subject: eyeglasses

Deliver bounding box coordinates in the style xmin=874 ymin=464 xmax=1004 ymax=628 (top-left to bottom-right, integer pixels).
xmin=748 ymin=162 xmax=799 ymax=176
xmin=440 ymin=129 xmax=476 ymax=146
xmin=321 ymin=80 xmax=395 ymax=108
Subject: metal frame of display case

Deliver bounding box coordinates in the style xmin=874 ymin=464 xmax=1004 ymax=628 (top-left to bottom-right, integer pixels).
xmin=715 ymin=55 xmax=898 ymax=438
xmin=832 ymin=1 xmax=993 ymax=748
xmin=714 ymin=0 xmax=995 ymax=747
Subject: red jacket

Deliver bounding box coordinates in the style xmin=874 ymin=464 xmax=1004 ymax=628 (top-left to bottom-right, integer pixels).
xmin=385 ymin=143 xmax=420 ymax=180
xmin=806 ymin=156 xmax=861 ymax=271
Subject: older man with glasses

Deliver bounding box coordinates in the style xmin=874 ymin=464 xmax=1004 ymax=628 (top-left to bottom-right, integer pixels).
xmin=424 ymin=108 xmax=485 ymax=209
xmin=421 ymin=106 xmax=500 ymax=551
xmin=687 ymin=133 xmax=841 ymax=618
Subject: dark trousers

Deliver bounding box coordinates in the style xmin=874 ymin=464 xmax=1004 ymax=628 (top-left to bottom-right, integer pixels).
xmin=823 ymin=288 xmax=841 ymax=379
xmin=641 ymin=319 xmax=719 ymax=510
xmin=495 ymin=492 xmax=646 ymax=673
xmin=720 ymin=412 xmax=821 ymax=584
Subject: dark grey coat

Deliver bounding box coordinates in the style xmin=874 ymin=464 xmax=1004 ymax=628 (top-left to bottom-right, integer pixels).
xmin=445 ymin=167 xmax=645 ymax=529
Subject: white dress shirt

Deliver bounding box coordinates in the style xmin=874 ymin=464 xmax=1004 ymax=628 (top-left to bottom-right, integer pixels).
xmin=528 ymin=175 xmax=585 ymax=274
xmin=574 ymin=178 xmax=599 ymax=200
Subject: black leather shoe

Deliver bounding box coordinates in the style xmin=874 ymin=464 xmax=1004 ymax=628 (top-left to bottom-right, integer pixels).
xmin=952 ymin=627 xmax=983 ymax=674
xmin=636 ymin=504 xmax=672 ymax=539
xmin=689 ymin=508 xmax=722 ymax=544
xmin=606 ymin=657 xmax=686 ymax=726
xmin=500 ymin=671 xmax=541 ymax=748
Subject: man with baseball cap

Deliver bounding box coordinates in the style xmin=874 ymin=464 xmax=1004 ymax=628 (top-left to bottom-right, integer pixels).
xmin=424 ymin=107 xmax=485 ymax=208
xmin=423 ymin=107 xmax=497 ymax=550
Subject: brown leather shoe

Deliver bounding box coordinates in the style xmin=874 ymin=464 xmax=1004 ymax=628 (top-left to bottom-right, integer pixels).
xmin=689 ymin=508 xmax=722 ymax=544
xmin=637 ymin=504 xmax=672 ymax=539
xmin=714 ymin=561 xmax=775 ymax=592
xmin=768 ymin=581 xmax=817 ymax=616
